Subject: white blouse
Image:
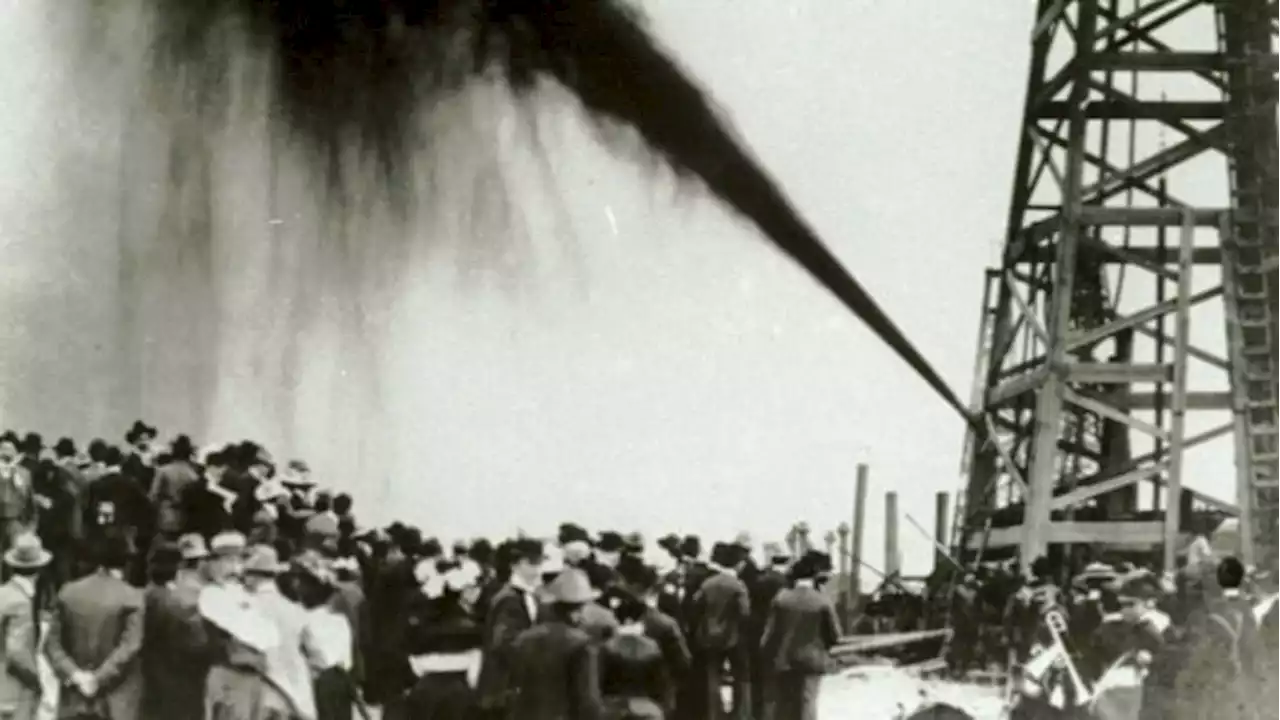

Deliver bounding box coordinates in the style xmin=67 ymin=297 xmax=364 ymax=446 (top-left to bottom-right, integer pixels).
xmin=303 ymin=607 xmax=352 ymax=673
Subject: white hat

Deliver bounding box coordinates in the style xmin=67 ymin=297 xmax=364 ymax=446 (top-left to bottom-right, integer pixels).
xmin=198 ymin=584 xmax=279 ymax=652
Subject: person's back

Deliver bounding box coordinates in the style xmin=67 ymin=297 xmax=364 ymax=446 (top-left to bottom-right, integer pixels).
xmin=510 ymin=619 xmax=601 ymax=720
xmin=45 ymin=566 xmax=145 ymax=720
xmin=600 ymin=630 xmax=668 ymax=719
xmin=152 ymin=458 xmax=199 ymax=535
xmin=759 ymin=582 xmax=839 ymax=675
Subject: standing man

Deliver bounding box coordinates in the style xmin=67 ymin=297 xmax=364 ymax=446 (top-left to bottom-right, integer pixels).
xmin=476 ymin=538 xmax=544 ymax=720
xmin=758 ymin=551 xmax=840 ymax=720
xmin=44 ymin=535 xmax=145 ymax=720
xmin=689 ymin=543 xmax=752 ymax=720
xmin=0 ymin=434 xmax=36 ymax=561
xmin=0 ymin=534 xmax=52 ymax=720
xmin=142 ymin=535 xmax=213 ymax=720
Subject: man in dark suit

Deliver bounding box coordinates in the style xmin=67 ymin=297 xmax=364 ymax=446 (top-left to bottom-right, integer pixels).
xmin=689 ymin=542 xmax=752 ymax=720
xmin=477 ymin=538 xmax=545 ymax=720
xmin=758 ymin=551 xmax=840 ymax=720
xmin=749 ymin=547 xmax=791 ymax=719
xmin=619 ymin=556 xmax=691 ymax=717
xmin=45 ymin=534 xmax=145 ymax=720
xmin=509 ymin=568 xmax=603 ymax=720
xmin=141 ymin=535 xmax=212 ymax=720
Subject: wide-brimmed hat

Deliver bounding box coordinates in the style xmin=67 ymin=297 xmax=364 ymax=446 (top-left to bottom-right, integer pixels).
xmin=244 ymin=545 xmax=286 ymax=576
xmin=545 ymin=568 xmax=596 ymax=605
xmin=210 ymin=531 xmax=247 ymax=557
xmin=178 ymin=533 xmax=210 ymax=561
xmin=292 ymin=550 xmax=334 ymax=586
xmin=3 ymin=533 xmax=51 ymax=570
xmin=125 ymin=421 xmax=157 ymax=445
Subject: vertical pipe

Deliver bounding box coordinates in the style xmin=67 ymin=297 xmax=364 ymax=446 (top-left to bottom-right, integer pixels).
xmin=885 ymin=491 xmax=900 ymax=577
xmin=850 ymin=464 xmax=869 ymax=617
xmin=837 ymin=523 xmax=851 ymax=632
xmin=1162 ymin=210 xmax=1195 ymax=573
xmin=934 ymin=492 xmax=951 ymax=573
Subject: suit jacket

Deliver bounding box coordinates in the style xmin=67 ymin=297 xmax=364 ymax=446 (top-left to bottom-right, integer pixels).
xmin=541 ymin=601 xmax=618 ymax=646
xmin=0 ymin=578 xmax=41 ymax=720
xmin=477 ymin=583 xmax=537 ymax=709
xmin=148 ymin=460 xmax=199 ymax=536
xmin=329 ymin=581 xmax=369 ymax=685
xmin=142 ymin=576 xmax=211 ymax=720
xmin=44 ymin=571 xmax=145 ymax=720
xmin=748 ymin=568 xmax=788 ymax=639
xmin=690 ymin=571 xmax=750 ymax=653
xmin=509 ymin=619 xmax=603 ymax=720
xmin=758 ymin=584 xmax=840 ymax=675
xmin=600 ymin=632 xmax=668 ymax=710
xmin=641 ymin=608 xmax=689 ymax=712
xmin=0 ymin=466 xmax=34 ymax=527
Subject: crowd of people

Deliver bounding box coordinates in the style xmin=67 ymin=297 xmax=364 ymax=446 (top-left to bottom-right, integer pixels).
xmin=0 ymin=422 xmax=846 ymax=720
xmin=931 ymin=544 xmax=1279 ymax=719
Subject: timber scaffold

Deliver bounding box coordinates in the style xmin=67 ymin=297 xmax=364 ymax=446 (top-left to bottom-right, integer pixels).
xmin=953 ymin=0 xmax=1279 ymax=574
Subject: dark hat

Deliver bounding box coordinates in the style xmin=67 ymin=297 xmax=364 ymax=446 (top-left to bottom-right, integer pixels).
xmin=0 ymin=431 xmax=18 ymax=447
xmin=286 ymin=459 xmax=311 ymax=474
xmin=421 ymin=537 xmax=444 ymax=559
xmin=791 ymin=552 xmax=818 ymax=580
xmin=558 ymin=523 xmax=591 ymax=546
xmin=468 ymin=538 xmax=494 ymax=565
xmin=596 ymin=531 xmax=625 ymax=553
xmin=617 ymin=554 xmax=657 ymax=592
xmin=657 ymin=533 xmax=681 ymax=553
xmin=169 ymin=435 xmax=196 ymax=459
xmin=125 ymin=421 xmax=158 ymax=444
xmin=622 ymin=532 xmax=644 ymax=554
xmin=710 ymin=542 xmax=741 ymax=568
xmin=510 ymin=538 xmax=545 ymax=563
xmin=680 ymin=535 xmax=702 ymax=560
xmin=21 ymin=433 xmax=43 ymax=454
xmin=53 ymin=438 xmax=77 ymax=458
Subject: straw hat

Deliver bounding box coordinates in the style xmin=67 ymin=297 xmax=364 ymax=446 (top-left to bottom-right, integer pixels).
xmin=210 ymin=531 xmax=247 ymax=557
xmin=3 ymin=533 xmax=51 ymax=570
xmin=544 ymin=568 xmax=596 ymax=605
xmin=177 ymin=533 xmax=210 ymax=561
xmin=243 ymin=545 xmax=286 ymax=576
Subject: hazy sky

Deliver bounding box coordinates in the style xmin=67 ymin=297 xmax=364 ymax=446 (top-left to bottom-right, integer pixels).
xmin=0 ymin=2 xmax=1239 ymax=578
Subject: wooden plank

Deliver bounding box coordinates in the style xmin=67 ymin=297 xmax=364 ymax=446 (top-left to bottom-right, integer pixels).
xmin=970 ymin=521 xmax=1171 ymax=549
xmin=832 ymin=629 xmax=953 ymax=656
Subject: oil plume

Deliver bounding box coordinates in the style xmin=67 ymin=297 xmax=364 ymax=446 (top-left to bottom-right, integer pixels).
xmin=4 ymin=1 xmax=965 ymax=517
xmin=124 ymin=0 xmax=967 ymax=418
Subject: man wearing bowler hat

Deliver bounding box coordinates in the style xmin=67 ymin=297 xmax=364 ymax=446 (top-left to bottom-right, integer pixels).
xmin=0 ymin=533 xmax=51 ymax=720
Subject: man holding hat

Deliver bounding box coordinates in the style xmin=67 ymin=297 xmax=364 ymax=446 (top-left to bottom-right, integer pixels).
xmin=0 ymin=533 xmax=51 ymax=720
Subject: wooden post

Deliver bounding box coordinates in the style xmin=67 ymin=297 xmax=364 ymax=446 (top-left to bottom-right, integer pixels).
xmin=885 ymin=491 xmax=900 ymax=577
xmin=1162 ymin=210 xmax=1194 ymax=574
xmin=934 ymin=491 xmax=951 ymax=573
xmin=837 ymin=522 xmax=851 ymax=632
xmin=850 ymin=464 xmax=869 ymax=624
